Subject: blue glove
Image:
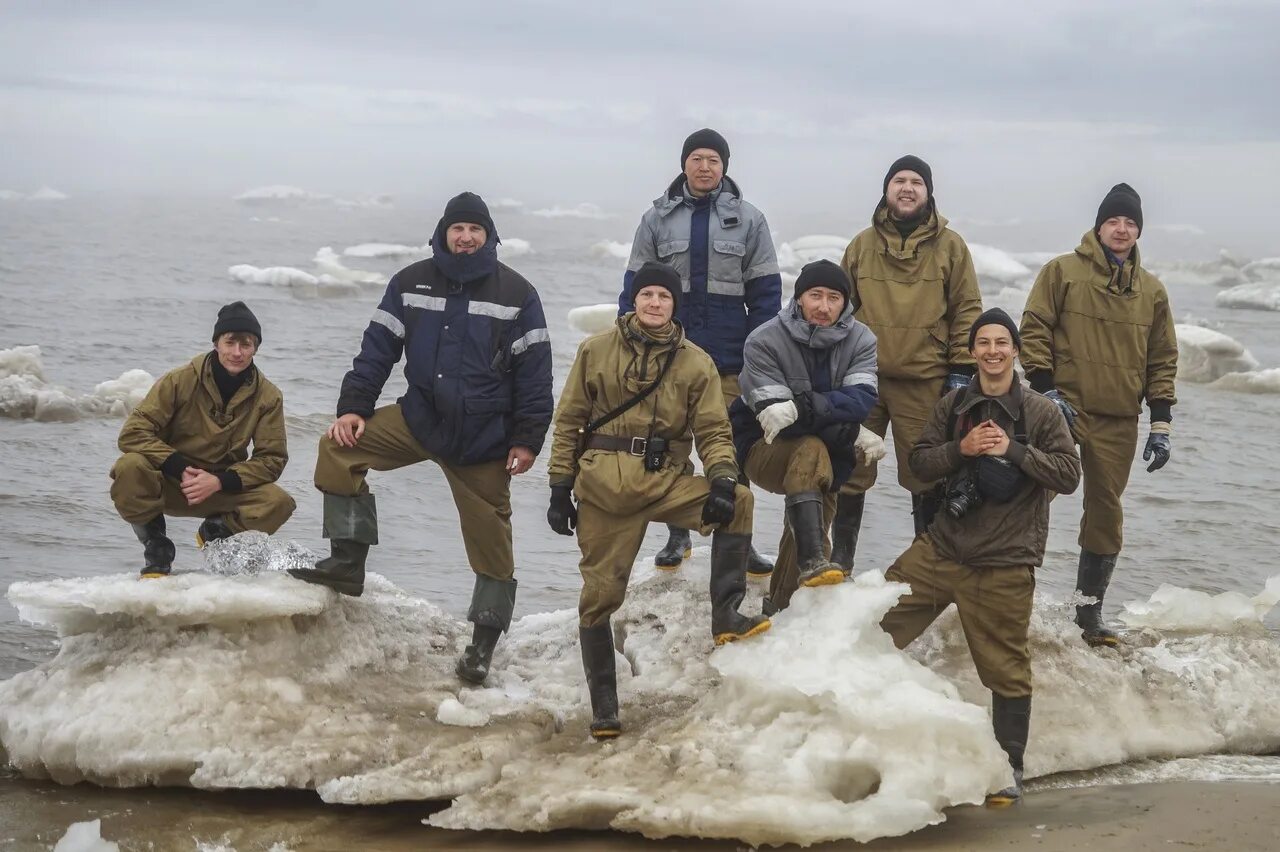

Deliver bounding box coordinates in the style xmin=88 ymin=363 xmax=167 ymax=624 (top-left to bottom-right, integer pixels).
xmin=701 ymin=476 xmax=738 ymax=527
xmin=547 ymin=485 xmax=577 ymax=535
xmin=1143 ymin=433 xmax=1171 ymax=472
xmin=1043 ymin=389 xmax=1078 ymax=433
xmin=943 ymin=372 xmax=970 ymax=393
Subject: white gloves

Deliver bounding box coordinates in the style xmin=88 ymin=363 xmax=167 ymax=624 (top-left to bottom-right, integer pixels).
xmin=854 ymin=426 xmax=887 ymax=462
xmin=758 ymin=400 xmax=798 ymax=444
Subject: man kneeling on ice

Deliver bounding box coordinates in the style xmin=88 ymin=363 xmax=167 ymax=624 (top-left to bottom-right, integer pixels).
xmin=546 ymin=261 xmax=770 ymax=741
xmin=110 ymin=301 xmax=295 ymax=577
xmin=729 ymin=260 xmax=879 ymax=613
xmin=288 ymin=192 xmax=554 ymax=687
xmin=879 ymin=308 xmax=1080 ymax=806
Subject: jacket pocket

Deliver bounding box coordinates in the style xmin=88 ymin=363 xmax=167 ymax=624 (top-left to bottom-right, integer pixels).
xmin=709 ymin=240 xmax=747 ymax=294
xmin=460 ymin=395 xmax=513 ymax=463
xmin=657 ymin=239 xmax=690 ymax=260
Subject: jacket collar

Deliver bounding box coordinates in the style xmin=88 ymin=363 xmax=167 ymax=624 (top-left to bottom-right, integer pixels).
xmin=1074 ymin=230 xmax=1144 ymax=294
xmin=780 ymin=298 xmax=857 ymax=350
xmin=955 ymin=372 xmax=1024 ymax=420
xmin=871 ymin=199 xmax=947 ymax=259
xmin=195 ymin=352 xmax=257 ymax=416
xmin=654 ymin=174 xmax=744 ymax=229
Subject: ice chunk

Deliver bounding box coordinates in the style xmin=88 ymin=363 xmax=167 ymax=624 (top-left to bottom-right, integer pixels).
xmin=1120 ymin=575 xmax=1280 ymax=632
xmin=228 ymin=264 xmax=318 ymax=288
xmin=0 ymin=346 xmax=153 ymax=421
xmin=589 ymin=240 xmax=631 ymax=260
xmin=342 ymin=242 xmax=424 ymax=259
xmin=313 ymin=248 xmax=386 ymax=286
xmin=531 ymin=202 xmax=612 ymax=219
xmin=567 ymin=304 xmax=618 ymax=335
xmin=234 ymin=185 xmax=329 ymax=205
xmin=1175 ymin=324 xmax=1260 ymax=382
xmin=53 ymin=820 xmax=119 ymax=852
xmin=1210 ymin=367 xmax=1280 ymax=394
xmin=776 ymin=234 xmax=847 ymax=274
xmin=436 ymin=698 xmax=490 ymax=727
xmin=29 ymin=186 xmax=69 ymax=201
xmin=0 ymin=344 xmax=44 ymax=380
xmin=1216 ymin=282 xmax=1280 ymax=311
xmin=499 ymin=238 xmax=532 ymax=257
xmin=0 ymin=188 xmax=25 ymax=201
xmin=491 ymin=197 xmax=525 ymax=210
xmin=969 ymin=243 xmax=1033 ymax=286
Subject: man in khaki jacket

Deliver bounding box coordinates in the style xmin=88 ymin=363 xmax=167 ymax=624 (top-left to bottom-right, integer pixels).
xmin=110 ymin=302 xmax=294 ymax=576
xmin=547 ymin=261 xmax=770 ymax=741
xmin=1019 ymin=183 xmax=1178 ymax=647
xmin=835 ymin=155 xmax=983 ymax=569
xmin=880 ymin=308 xmax=1081 ymax=807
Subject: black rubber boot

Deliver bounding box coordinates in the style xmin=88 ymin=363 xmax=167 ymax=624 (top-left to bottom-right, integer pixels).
xmin=986 ymin=694 xmax=1031 ymax=807
xmin=1075 ymin=550 xmax=1120 ymax=647
xmin=829 ymin=492 xmax=865 ymax=576
xmin=288 ymin=493 xmax=377 ymax=597
xmin=457 ymin=574 xmax=518 ymax=685
xmin=195 ymin=515 xmax=234 ymax=549
xmin=709 ymin=532 xmax=772 ymax=645
xmin=761 ymin=595 xmax=779 ymax=618
xmin=745 ymin=541 xmax=774 ymax=579
xmin=912 ymin=491 xmax=941 ymax=537
xmin=580 ymin=621 xmax=621 ymax=740
xmin=787 ymin=492 xmax=843 ymax=588
xmin=132 ymin=515 xmax=175 ymax=578
xmin=654 ymin=525 xmax=692 ymax=569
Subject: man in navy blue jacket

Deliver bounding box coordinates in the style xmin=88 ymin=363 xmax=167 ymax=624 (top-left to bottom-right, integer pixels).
xmin=619 ymin=128 xmax=783 ymax=575
xmin=289 ymin=192 xmax=554 ymax=686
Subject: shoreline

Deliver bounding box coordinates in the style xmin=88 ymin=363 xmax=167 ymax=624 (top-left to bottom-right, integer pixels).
xmin=0 ymin=776 xmax=1276 ymax=850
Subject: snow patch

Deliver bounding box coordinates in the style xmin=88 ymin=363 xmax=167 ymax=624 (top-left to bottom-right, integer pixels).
xmin=52 ymin=820 xmax=119 ymax=852
xmin=567 ymin=304 xmax=618 ymax=335
xmin=0 ymin=345 xmax=154 ymax=422
xmin=1121 ymin=576 xmax=1280 ymax=632
xmin=531 ymin=202 xmax=612 ymax=219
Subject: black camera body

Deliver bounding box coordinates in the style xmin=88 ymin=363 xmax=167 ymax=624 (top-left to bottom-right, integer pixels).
xmin=943 ymin=469 xmax=982 ymax=519
xmin=643 ymin=436 xmax=669 ymax=472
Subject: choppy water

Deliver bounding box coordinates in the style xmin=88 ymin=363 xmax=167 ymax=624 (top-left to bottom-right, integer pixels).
xmin=1 ymin=198 xmax=1278 ymax=845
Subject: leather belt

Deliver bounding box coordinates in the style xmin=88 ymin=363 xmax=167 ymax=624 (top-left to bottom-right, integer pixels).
xmin=583 ymin=434 xmax=652 ymax=456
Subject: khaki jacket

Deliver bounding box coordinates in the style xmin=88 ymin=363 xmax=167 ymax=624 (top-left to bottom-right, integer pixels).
xmin=840 ymin=203 xmax=983 ymax=381
xmin=909 ymin=376 xmax=1081 ymax=568
xmin=1019 ymin=232 xmax=1178 ymax=417
xmin=117 ymin=353 xmax=288 ymax=489
xmin=549 ymin=315 xmax=738 ymax=515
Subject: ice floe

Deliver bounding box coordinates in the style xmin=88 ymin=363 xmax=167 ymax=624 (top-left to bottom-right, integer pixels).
xmin=233 ymin=185 xmax=391 ymax=208
xmin=567 ymin=304 xmax=618 ymax=335
xmin=589 ymin=240 xmax=632 ymax=260
xmin=52 ymin=820 xmax=119 ymax=852
xmin=531 ymin=203 xmax=612 ymax=220
xmin=1216 ymin=282 xmax=1280 ymax=312
xmin=1120 ymin=576 xmax=1280 ymax=633
xmin=341 ymin=242 xmax=425 ymax=259
xmin=0 ymin=345 xmax=153 ymax=422
xmin=1175 ymin=323 xmax=1260 ymax=382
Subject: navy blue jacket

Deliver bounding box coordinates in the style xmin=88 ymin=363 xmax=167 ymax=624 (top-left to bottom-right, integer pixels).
xmin=337 ymin=258 xmax=554 ymax=465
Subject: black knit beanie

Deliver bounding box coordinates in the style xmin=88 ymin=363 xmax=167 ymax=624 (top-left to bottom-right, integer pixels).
xmin=883 ymin=154 xmax=934 ymax=198
xmin=212 ymin=301 xmax=262 ymax=344
xmin=794 ymin=259 xmax=851 ymax=303
xmin=681 ymin=128 xmax=730 ymax=173
xmin=1094 ymin=182 xmax=1143 ymax=235
xmin=968 ymin=307 xmax=1021 ymax=350
xmin=433 ymin=191 xmax=498 ymax=247
xmin=631 ymin=261 xmax=682 ymax=311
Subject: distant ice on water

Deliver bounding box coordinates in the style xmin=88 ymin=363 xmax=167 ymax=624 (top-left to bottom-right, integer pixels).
xmin=567 ymin=304 xmax=618 ymax=335
xmin=0 ymin=345 xmax=153 ymax=422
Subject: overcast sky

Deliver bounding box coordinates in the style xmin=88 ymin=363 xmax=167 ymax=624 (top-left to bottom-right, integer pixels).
xmin=3 ymin=0 xmax=1278 ymax=252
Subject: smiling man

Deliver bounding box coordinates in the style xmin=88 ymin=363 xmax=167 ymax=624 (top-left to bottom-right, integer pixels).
xmin=729 ymin=259 xmax=879 ymax=612
xmin=1019 ymin=183 xmax=1178 ymax=648
xmin=835 ymin=155 xmax=984 ymax=572
xmin=110 ymin=301 xmax=295 ymax=577
xmin=619 ymin=128 xmax=782 ymax=577
xmin=288 ymin=191 xmax=554 ymax=687
xmin=879 ymin=308 xmax=1081 ymax=807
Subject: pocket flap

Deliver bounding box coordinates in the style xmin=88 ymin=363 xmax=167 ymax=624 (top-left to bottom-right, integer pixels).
xmin=713 ymin=239 xmax=747 ymax=257
xmin=657 ymin=239 xmax=689 ymax=257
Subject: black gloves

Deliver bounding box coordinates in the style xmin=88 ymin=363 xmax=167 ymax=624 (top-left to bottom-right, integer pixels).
xmin=817 ymin=421 xmax=858 ymax=449
xmin=701 ymin=476 xmax=738 ymax=527
xmin=547 ymin=485 xmax=577 ymax=536
xmin=1143 ymin=433 xmax=1171 ymax=472
xmin=1043 ymin=389 xmax=1078 ymax=434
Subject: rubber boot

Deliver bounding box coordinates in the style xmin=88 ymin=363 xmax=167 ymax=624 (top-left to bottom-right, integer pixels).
xmin=1075 ymin=550 xmax=1120 ymax=647
xmin=709 ymin=532 xmax=772 ymax=645
xmin=132 ymin=515 xmax=175 ymax=578
xmin=829 ymin=492 xmax=865 ymax=576
xmin=195 ymin=514 xmax=234 ymax=549
xmin=761 ymin=595 xmax=779 ymax=618
xmin=287 ymin=493 xmax=377 ymax=597
xmin=986 ymin=693 xmax=1031 ymax=807
xmin=912 ymin=491 xmax=941 ymax=537
xmin=654 ymin=525 xmax=692 ymax=570
xmin=457 ymin=573 xmax=518 ymax=685
xmin=787 ymin=492 xmax=843 ymax=588
xmin=580 ymin=621 xmax=621 ymax=740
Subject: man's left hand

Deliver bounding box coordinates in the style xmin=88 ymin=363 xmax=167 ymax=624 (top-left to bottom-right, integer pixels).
xmin=507 ymin=446 xmax=536 ymax=476
xmin=701 ymin=476 xmax=738 ymax=527
xmin=1143 ymin=432 xmax=1171 ymax=472
xmin=181 ymin=467 xmax=223 ymax=506
xmin=981 ymin=422 xmax=1011 ymax=457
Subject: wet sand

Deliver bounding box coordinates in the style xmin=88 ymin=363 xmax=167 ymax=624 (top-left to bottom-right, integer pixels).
xmin=0 ymin=776 xmax=1275 ymax=851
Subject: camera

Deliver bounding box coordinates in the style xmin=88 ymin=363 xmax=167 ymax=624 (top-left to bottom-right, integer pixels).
xmin=643 ymin=436 xmax=669 ymax=472
xmin=943 ymin=469 xmax=981 ymax=519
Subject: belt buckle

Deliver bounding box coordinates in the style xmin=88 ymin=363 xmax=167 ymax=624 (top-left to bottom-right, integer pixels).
xmin=629 ymin=437 xmax=647 ymax=456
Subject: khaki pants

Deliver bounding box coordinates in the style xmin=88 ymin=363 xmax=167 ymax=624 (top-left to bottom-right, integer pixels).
xmin=1073 ymin=409 xmax=1138 ymax=555
xmin=841 ymin=376 xmax=945 ymax=496
xmin=110 ymin=453 xmax=295 ymax=533
xmin=880 ymin=535 xmax=1034 ymax=698
xmin=313 ymin=404 xmax=515 ymax=580
xmin=745 ymin=436 xmax=837 ymax=609
xmin=577 ymin=475 xmax=753 ymax=627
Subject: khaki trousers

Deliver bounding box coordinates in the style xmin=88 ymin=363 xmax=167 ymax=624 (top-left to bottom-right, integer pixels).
xmin=110 ymin=453 xmax=295 ymax=533
xmin=1072 ymin=409 xmax=1138 ymax=555
xmin=577 ymin=475 xmax=753 ymax=627
xmin=313 ymin=404 xmax=515 ymax=580
xmin=880 ymin=535 xmax=1034 ymax=698
xmin=841 ymin=376 xmax=946 ymax=496
xmin=745 ymin=436 xmax=837 ymax=610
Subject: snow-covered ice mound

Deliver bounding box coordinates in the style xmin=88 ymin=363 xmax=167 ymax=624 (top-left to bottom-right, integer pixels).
xmin=1175 ymin=323 xmax=1260 ymax=382
xmin=0 ymin=345 xmax=154 ymax=422
xmin=3 ymin=543 xmax=1280 ymax=846
xmin=567 ymin=304 xmax=618 ymax=335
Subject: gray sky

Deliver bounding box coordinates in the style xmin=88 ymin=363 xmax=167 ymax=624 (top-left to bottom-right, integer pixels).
xmin=3 ymin=0 xmax=1278 ymax=253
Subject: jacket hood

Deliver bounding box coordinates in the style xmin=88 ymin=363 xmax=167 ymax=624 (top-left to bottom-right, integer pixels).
xmin=871 ymin=199 xmax=948 ymax=257
xmin=1073 ymin=230 xmax=1144 ymax=293
xmin=780 ymin=297 xmax=858 ymax=350
xmin=656 ymin=174 xmax=744 ymax=212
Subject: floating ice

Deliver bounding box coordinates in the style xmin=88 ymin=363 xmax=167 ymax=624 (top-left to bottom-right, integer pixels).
xmin=29 ymin=186 xmax=69 ymax=201
xmin=228 ymin=264 xmax=318 ymax=288
xmin=1120 ymin=575 xmax=1280 ymax=632
xmin=969 ymin=243 xmax=1034 ymax=287
xmin=1210 ymin=367 xmax=1280 ymax=394
xmin=1216 ymin=282 xmax=1280 ymax=311
xmin=491 ymin=198 xmax=525 ymax=211
xmin=776 ymin=235 xmax=847 ymax=276
xmin=1152 ymin=251 xmax=1247 ymax=289
xmin=0 ymin=188 xmax=26 ymax=201
xmin=530 ymin=202 xmax=612 ymax=219
xmin=313 ymin=247 xmax=387 ymax=286
xmin=52 ymin=819 xmax=119 ymax=852
xmin=342 ymin=242 xmax=425 ymax=259
xmin=3 ymin=547 xmax=1279 ymax=847
xmin=233 ymin=186 xmax=391 ymax=208
xmin=589 ymin=240 xmax=631 ymax=260
xmin=567 ymin=304 xmax=618 ymax=335
xmin=1175 ymin=323 xmax=1260 ymax=382
xmin=0 ymin=345 xmax=154 ymax=421
xmin=499 ymin=238 xmax=532 ymax=257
